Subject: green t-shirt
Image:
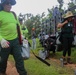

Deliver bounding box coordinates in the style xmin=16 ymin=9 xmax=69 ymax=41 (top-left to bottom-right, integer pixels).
xmin=61 ymin=20 xmax=73 ymax=37
xmin=0 ymin=11 xmax=18 ymax=41
xmin=21 ymin=25 xmax=28 ymax=38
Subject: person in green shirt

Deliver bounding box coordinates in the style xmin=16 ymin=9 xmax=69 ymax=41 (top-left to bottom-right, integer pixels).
xmin=19 ymin=18 xmax=32 ymax=47
xmin=19 ymin=18 xmax=29 ymax=39
xmin=0 ymin=0 xmax=27 ymax=75
xmin=57 ymin=11 xmax=74 ymax=65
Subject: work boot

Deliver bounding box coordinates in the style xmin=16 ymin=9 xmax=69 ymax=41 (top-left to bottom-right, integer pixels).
xmin=63 ymin=57 xmax=67 ymax=65
xmin=67 ymin=57 xmax=73 ymax=64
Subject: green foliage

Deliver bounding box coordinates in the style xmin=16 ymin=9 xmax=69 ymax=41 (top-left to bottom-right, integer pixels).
xmin=57 ymin=0 xmax=64 ymax=10
xmin=24 ymin=14 xmax=43 ymax=38
xmin=24 ymin=58 xmax=73 ymax=75
xmin=68 ymin=1 xmax=76 ymax=13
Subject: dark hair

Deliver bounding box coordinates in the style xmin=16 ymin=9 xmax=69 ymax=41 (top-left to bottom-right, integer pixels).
xmin=19 ymin=18 xmax=23 ymax=22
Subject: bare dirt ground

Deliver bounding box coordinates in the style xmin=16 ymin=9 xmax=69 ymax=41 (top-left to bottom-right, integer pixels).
xmin=6 ymin=61 xmax=19 ymax=75
xmin=50 ymin=58 xmax=76 ymax=69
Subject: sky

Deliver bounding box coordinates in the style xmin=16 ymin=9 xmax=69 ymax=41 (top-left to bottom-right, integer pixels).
xmin=11 ymin=0 xmax=69 ymax=16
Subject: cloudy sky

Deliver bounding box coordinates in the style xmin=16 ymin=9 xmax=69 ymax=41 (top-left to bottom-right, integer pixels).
xmin=11 ymin=0 xmax=69 ymax=16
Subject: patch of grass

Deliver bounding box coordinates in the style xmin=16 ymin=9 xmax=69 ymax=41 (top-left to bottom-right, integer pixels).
xmin=8 ymin=38 xmax=76 ymax=75
xmin=23 ymin=55 xmax=74 ymax=75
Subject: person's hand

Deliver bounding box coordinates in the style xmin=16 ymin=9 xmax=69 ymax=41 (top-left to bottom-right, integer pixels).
xmin=23 ymin=39 xmax=28 ymax=48
xmin=57 ymin=23 xmax=62 ymax=28
xmin=0 ymin=39 xmax=10 ymax=48
xmin=57 ymin=20 xmax=68 ymax=28
xmin=23 ymin=39 xmax=28 ymax=44
xmin=21 ymin=35 xmax=25 ymax=41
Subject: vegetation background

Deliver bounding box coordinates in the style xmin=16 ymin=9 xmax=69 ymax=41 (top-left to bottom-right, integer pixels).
xmin=18 ymin=0 xmax=76 ymax=38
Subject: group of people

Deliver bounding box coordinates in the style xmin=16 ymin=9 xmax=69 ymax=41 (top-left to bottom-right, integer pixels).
xmin=0 ymin=0 xmax=75 ymax=75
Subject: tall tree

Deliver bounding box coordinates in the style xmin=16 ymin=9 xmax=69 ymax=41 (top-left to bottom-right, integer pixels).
xmin=57 ymin=0 xmax=64 ymax=10
xmin=68 ymin=0 xmax=76 ymax=13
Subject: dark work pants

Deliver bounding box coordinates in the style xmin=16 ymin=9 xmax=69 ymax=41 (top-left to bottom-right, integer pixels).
xmin=62 ymin=37 xmax=73 ymax=57
xmin=0 ymin=38 xmax=27 ymax=75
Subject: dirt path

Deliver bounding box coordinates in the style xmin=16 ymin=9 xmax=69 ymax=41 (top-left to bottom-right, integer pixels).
xmin=6 ymin=61 xmax=19 ymax=75
xmin=50 ymin=58 xmax=76 ymax=69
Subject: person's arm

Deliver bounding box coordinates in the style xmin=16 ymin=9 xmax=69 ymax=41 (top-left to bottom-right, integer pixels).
xmin=57 ymin=20 xmax=68 ymax=28
xmin=0 ymin=28 xmax=10 ymax=48
xmin=0 ymin=20 xmax=10 ymax=48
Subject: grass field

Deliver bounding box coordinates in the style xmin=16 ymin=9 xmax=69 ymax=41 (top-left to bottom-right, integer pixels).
xmin=8 ymin=38 xmax=76 ymax=75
